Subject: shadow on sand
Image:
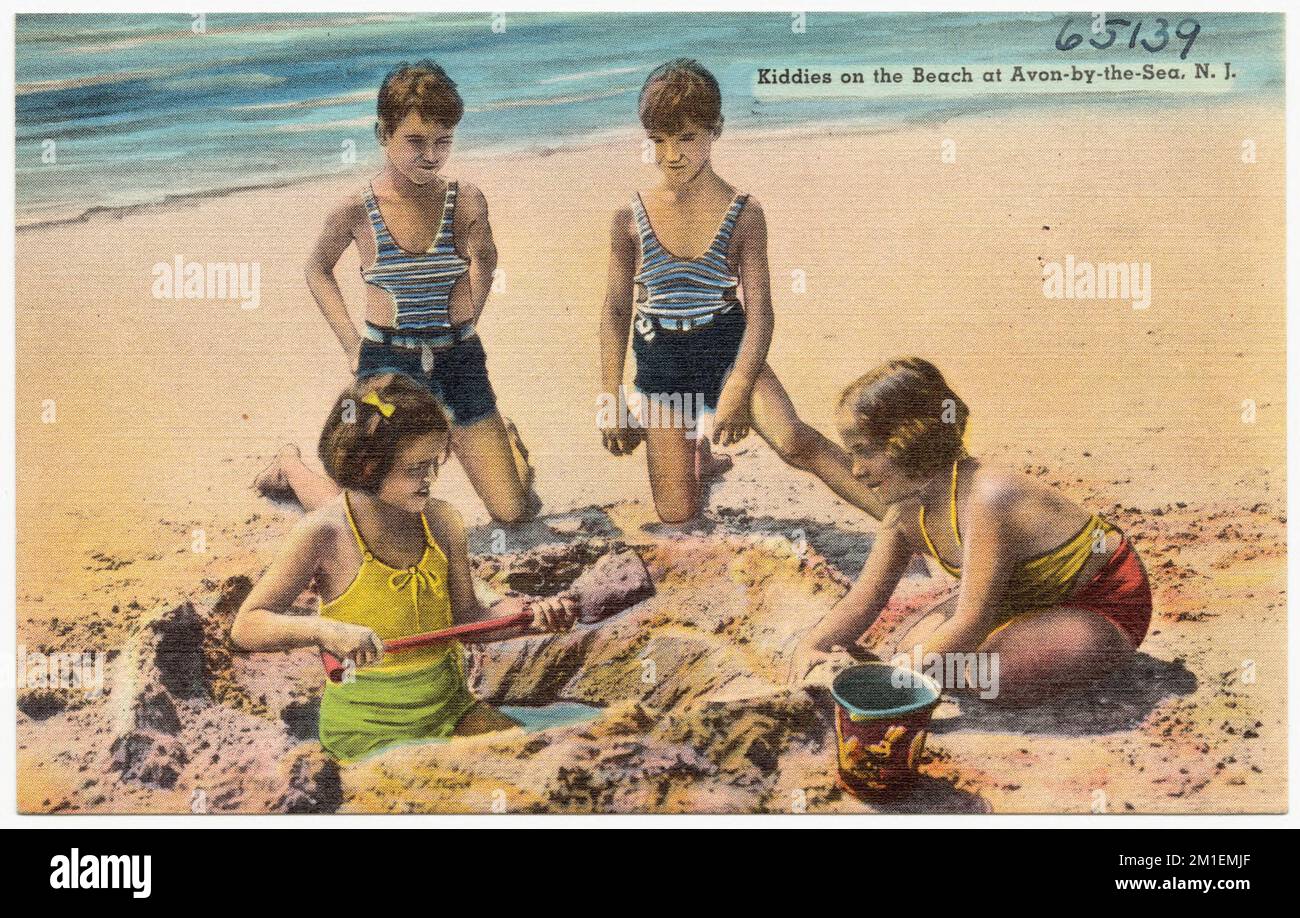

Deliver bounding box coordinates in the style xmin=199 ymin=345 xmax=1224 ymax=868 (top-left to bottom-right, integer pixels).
xmin=930 ymin=652 xmax=1198 ymax=738
xmin=861 ymin=774 xmax=993 ymax=814
xmin=466 ymin=506 xmax=624 ymax=555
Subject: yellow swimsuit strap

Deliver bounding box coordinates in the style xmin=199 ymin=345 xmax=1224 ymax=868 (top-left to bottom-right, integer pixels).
xmin=342 ymin=492 xmax=438 ymax=560
xmin=948 ymin=456 xmax=962 ymax=546
xmin=917 ymin=459 xmax=963 ymax=577
xmin=341 ymin=493 xmax=445 ymax=610
xmin=342 ymin=492 xmax=375 ymax=561
xmin=916 ymin=461 xmax=1119 ymax=603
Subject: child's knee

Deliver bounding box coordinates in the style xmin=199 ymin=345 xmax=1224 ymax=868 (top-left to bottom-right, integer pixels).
xmin=488 ymin=492 xmax=532 ymax=526
xmin=654 ymin=493 xmax=699 ymax=525
xmin=493 ymin=507 xmax=530 ymax=527
xmin=978 ymin=610 xmax=1134 ymax=704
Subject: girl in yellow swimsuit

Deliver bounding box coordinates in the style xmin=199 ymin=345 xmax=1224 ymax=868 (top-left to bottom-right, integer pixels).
xmin=232 ymin=373 xmax=575 ymax=761
xmin=794 ymin=357 xmax=1152 ymax=703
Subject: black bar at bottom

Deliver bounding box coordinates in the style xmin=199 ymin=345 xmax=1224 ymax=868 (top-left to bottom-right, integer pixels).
xmin=12 ymin=827 xmax=1280 ymax=903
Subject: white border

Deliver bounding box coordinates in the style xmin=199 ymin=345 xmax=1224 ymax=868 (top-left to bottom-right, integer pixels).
xmin=3 ymin=0 xmax=1294 ymax=829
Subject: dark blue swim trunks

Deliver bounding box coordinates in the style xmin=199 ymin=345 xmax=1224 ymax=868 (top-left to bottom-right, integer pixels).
xmin=355 ymin=330 xmax=499 ymax=427
xmin=631 ymin=306 xmax=746 ymax=412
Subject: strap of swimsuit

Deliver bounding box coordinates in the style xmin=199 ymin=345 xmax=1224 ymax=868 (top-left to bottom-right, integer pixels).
xmin=362 ymin=184 xmax=387 ymax=244
xmin=342 ymin=492 xmax=374 ymax=561
xmin=917 ymin=505 xmax=958 ymax=576
xmin=434 ymin=181 xmax=458 ymax=251
xmin=631 ymin=194 xmax=655 ymax=252
xmin=949 ymin=457 xmax=962 ymax=547
xmin=917 ymin=459 xmax=963 ymax=576
xmin=710 ymin=193 xmax=748 ymax=255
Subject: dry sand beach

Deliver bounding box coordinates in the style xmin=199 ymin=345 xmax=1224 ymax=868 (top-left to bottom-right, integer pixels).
xmin=16 ymin=102 xmax=1286 ymax=813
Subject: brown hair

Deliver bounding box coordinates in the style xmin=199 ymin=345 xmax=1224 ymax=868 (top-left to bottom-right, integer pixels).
xmin=638 ymin=59 xmax=724 ymax=134
xmin=376 ymin=60 xmax=464 ymax=141
xmin=838 ymin=357 xmax=969 ymax=479
xmin=318 ymin=374 xmax=450 ymax=492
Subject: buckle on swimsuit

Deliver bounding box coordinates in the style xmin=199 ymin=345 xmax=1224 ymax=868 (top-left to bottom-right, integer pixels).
xmin=644 ymin=308 xmax=728 ymax=333
xmin=668 ymin=314 xmax=713 ymax=332
xmin=364 ymin=322 xmax=477 ymax=353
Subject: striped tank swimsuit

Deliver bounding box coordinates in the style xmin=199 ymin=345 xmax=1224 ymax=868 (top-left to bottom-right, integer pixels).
xmin=361 ymin=181 xmax=469 ymax=332
xmin=632 ymin=192 xmax=747 ymax=338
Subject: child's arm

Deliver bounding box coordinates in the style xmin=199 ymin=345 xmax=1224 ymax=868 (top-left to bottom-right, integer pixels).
xmin=231 ymin=517 xmax=384 ymax=668
xmin=803 ymin=507 xmax=913 ymax=654
xmin=428 ymin=501 xmax=576 ymax=634
xmin=599 ymin=206 xmax=641 ymax=455
xmin=915 ymin=478 xmax=1017 ymax=659
xmin=305 ymin=195 xmax=366 ymax=371
xmin=447 ymin=183 xmax=498 ymax=327
xmin=713 ymin=200 xmax=775 ymax=446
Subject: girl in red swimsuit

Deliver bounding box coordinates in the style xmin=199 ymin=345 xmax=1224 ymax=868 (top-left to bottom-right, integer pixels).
xmin=794 ymin=357 xmax=1152 ymax=702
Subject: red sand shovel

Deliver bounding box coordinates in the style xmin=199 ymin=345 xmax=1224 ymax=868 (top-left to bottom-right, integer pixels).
xmin=320 ymin=609 xmax=534 ymax=683
xmin=319 ymin=547 xmax=657 ymax=683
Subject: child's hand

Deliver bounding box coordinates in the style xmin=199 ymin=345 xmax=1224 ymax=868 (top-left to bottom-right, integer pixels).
xmin=318 ymin=619 xmax=384 ymax=668
xmin=712 ymin=382 xmax=751 ymax=446
xmin=788 ymin=640 xmax=855 ymax=687
xmin=528 ymin=595 xmax=578 ymax=632
xmin=601 ymin=424 xmax=643 ymax=456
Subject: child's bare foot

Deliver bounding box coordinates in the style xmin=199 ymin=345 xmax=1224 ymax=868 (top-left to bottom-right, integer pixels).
xmin=695 ymin=436 xmax=733 ymax=482
xmin=503 ymin=418 xmax=535 ymax=492
xmin=252 ymin=444 xmax=301 ymax=501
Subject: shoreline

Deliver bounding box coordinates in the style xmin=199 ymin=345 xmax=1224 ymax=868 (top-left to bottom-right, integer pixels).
xmin=15 ymin=92 xmax=1277 ymax=232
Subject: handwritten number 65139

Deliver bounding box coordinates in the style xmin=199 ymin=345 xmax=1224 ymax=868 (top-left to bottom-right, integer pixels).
xmin=1056 ymin=17 xmax=1201 ymax=60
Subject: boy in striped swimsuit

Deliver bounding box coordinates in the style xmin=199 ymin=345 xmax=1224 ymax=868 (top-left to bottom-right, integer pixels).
xmin=256 ymin=61 xmax=536 ymax=525
xmin=600 ymin=60 xmax=888 ymax=525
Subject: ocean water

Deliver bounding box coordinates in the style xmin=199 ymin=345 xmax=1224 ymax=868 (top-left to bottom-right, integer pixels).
xmin=15 ymin=11 xmax=1283 ymax=226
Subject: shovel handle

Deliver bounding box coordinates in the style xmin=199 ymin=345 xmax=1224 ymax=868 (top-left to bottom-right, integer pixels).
xmin=320 ymin=609 xmax=535 ymax=683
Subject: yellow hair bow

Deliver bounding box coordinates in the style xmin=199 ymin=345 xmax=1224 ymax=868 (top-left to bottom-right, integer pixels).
xmin=362 ymin=391 xmax=396 ymax=418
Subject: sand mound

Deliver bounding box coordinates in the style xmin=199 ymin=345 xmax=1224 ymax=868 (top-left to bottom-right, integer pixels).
xmin=345 ymin=532 xmax=896 ymax=814
xmin=16 ymin=494 xmax=1284 ymax=814
xmin=19 ymin=527 xmax=870 ymax=813
xmin=21 ymin=584 xmax=340 ymax=813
